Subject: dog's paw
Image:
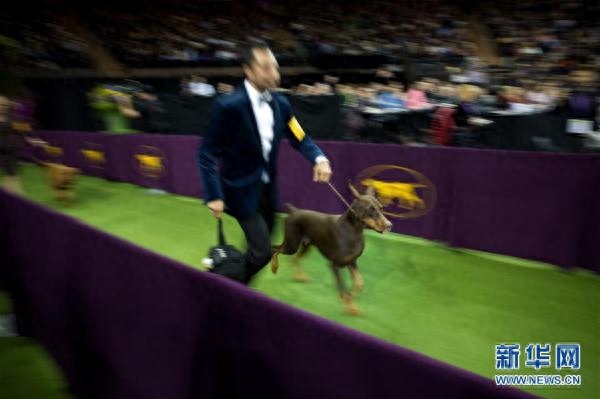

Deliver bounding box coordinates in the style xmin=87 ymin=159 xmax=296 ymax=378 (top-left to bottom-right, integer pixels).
xmin=341 ymin=294 xmax=363 ymax=316
xmin=345 ymin=304 xmax=363 ymax=316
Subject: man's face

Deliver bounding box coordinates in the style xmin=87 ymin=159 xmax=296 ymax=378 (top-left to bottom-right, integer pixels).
xmin=244 ymin=48 xmax=280 ymax=92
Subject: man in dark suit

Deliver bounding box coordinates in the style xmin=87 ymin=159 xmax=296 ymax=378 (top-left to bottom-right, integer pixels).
xmin=198 ymin=42 xmax=332 ymax=284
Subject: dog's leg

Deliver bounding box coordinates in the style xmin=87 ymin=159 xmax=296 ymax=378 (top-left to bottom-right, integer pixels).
xmin=271 ymin=218 xmax=302 ymax=274
xmin=271 ymin=245 xmax=283 ymax=274
xmin=348 ymin=262 xmax=364 ymax=295
xmin=292 ymin=239 xmax=311 ymax=283
xmin=331 ymin=264 xmax=361 ymax=315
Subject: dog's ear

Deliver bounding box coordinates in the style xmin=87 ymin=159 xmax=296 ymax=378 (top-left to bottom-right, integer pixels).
xmin=348 ymin=180 xmax=361 ymax=198
xmin=365 ymin=185 xmax=376 ymax=198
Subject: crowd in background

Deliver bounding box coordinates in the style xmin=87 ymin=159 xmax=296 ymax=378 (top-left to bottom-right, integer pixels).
xmin=483 ymin=0 xmax=599 ymax=79
xmin=1 ymin=4 xmax=91 ymax=70
xmin=2 ymin=0 xmax=598 ymax=81
xmin=1 ymin=0 xmax=599 ymax=149
xmin=2 ymin=0 xmax=474 ymax=69
xmin=78 ymin=0 xmax=473 ymax=67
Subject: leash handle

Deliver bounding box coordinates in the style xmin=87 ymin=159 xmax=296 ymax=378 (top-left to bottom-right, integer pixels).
xmin=217 ymin=218 xmax=227 ymax=246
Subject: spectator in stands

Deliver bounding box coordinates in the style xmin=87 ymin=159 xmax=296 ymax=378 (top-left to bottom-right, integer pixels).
xmin=294 ymin=84 xmax=315 ymax=95
xmin=216 ymin=82 xmax=234 ymax=95
xmin=387 ymin=82 xmax=406 ymax=101
xmin=455 ymin=85 xmax=483 ymax=124
xmin=497 ymin=86 xmax=526 ymax=109
xmin=405 ymin=81 xmax=430 ymax=109
xmin=524 ymin=82 xmax=552 ymax=106
xmin=324 ymin=75 xmax=340 ymax=93
xmin=0 ymin=95 xmax=23 ymax=194
xmin=180 ymin=77 xmax=191 ymax=95
xmin=558 ymin=69 xmax=599 ymax=126
xmin=453 ymin=84 xmax=486 ymax=146
xmin=338 ymin=84 xmax=361 ymax=108
xmin=313 ymin=83 xmax=334 ymax=95
xmin=188 ymin=76 xmax=216 ymax=97
xmin=428 ymin=82 xmax=457 ymax=104
xmin=116 ymin=86 xmax=170 ymax=133
xmin=370 ymin=87 xmax=404 ymax=109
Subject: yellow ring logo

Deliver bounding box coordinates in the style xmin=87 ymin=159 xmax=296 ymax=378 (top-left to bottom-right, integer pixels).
xmin=356 ymin=165 xmax=436 ymax=219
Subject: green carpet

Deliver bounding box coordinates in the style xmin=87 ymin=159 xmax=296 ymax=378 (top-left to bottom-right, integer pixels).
xmin=8 ymin=164 xmax=600 ymax=399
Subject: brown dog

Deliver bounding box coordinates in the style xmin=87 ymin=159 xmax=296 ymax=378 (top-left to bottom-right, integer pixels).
xmin=45 ymin=162 xmax=79 ymax=202
xmin=271 ymin=183 xmax=392 ymax=314
xmin=24 ymin=138 xmax=80 ymax=202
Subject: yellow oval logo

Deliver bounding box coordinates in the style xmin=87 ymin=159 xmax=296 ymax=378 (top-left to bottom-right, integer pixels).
xmin=356 ymin=165 xmax=436 ymax=219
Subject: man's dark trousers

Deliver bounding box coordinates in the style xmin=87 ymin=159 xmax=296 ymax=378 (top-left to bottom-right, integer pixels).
xmin=236 ymin=183 xmax=274 ymax=284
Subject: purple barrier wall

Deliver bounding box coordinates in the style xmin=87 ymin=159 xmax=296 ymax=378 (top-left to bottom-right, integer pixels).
xmin=0 ymin=191 xmax=536 ymax=399
xmin=445 ymin=150 xmax=600 ymax=269
xmin=27 ymin=131 xmax=600 ymax=273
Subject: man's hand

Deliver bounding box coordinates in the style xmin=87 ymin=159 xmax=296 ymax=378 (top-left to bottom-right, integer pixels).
xmin=313 ymin=160 xmax=332 ymax=183
xmin=207 ymin=199 xmax=225 ymax=219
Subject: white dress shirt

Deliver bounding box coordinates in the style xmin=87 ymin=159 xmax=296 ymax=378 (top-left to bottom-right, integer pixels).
xmin=244 ymin=80 xmax=274 ymax=165
xmin=244 ymin=80 xmax=274 ymax=183
xmin=244 ymin=80 xmax=328 ymax=183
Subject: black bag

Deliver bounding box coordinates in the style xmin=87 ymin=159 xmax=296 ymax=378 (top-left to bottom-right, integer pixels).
xmin=207 ymin=218 xmax=247 ymax=283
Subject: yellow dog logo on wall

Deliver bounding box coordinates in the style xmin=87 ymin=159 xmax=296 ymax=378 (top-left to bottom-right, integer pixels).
xmin=356 ymin=165 xmax=436 ymax=218
xmin=44 ymin=145 xmax=63 ymax=158
xmin=82 ymin=150 xmax=104 ymax=163
xmin=81 ymin=142 xmax=105 ymax=169
xmin=133 ymin=145 xmax=166 ymax=179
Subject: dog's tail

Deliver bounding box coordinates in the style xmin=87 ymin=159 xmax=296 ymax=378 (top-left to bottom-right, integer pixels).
xmin=271 ymin=245 xmax=282 ymax=274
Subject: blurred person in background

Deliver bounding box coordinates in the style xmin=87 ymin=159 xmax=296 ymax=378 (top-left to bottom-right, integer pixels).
xmin=337 ymin=84 xmax=359 ymax=107
xmin=180 ymin=77 xmax=191 ymax=95
xmin=453 ymin=84 xmax=488 ymax=146
xmin=116 ymin=85 xmax=170 ymax=133
xmin=497 ymin=86 xmax=526 ymax=109
xmin=524 ymin=82 xmax=552 ymax=106
xmin=313 ymin=82 xmax=333 ymax=95
xmin=188 ymin=76 xmax=216 ymax=97
xmin=294 ymin=83 xmax=315 ymax=95
xmin=323 ymin=75 xmax=340 ymax=93
xmin=0 ymin=95 xmax=23 ymax=194
xmin=216 ymin=82 xmax=234 ymax=95
xmin=405 ymin=80 xmax=430 ymax=109
xmin=370 ymin=86 xmax=404 ymax=109
xmin=556 ymin=68 xmax=599 ymax=150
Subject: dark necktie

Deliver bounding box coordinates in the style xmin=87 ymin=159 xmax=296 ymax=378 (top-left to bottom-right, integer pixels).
xmin=260 ymin=92 xmax=273 ymax=108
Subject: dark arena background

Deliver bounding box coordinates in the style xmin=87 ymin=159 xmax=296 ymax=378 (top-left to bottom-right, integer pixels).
xmin=1 ymin=0 xmax=599 ymax=398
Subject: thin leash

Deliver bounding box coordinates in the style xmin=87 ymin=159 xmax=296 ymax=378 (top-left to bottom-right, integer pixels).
xmin=24 ymin=137 xmax=50 ymax=166
xmin=326 ymin=181 xmax=358 ymax=216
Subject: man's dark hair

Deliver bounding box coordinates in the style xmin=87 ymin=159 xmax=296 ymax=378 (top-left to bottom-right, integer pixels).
xmin=242 ymin=41 xmax=271 ymax=67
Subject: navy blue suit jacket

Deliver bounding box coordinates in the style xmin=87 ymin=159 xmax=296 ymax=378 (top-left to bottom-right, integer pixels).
xmin=198 ymin=87 xmax=325 ymax=219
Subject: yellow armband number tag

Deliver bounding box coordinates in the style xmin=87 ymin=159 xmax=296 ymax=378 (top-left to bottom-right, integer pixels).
xmin=288 ymin=116 xmax=305 ymax=141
